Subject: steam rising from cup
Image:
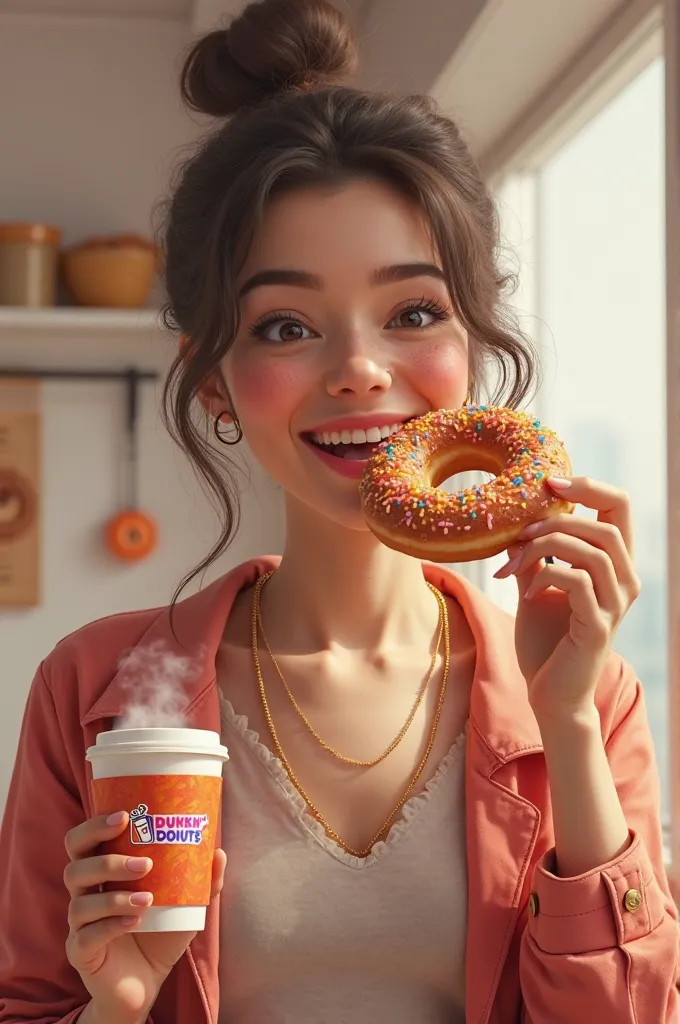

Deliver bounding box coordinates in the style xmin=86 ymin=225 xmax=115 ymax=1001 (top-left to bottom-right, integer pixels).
xmin=114 ymin=640 xmax=204 ymax=730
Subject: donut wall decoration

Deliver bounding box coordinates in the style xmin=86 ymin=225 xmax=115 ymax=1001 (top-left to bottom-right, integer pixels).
xmin=0 ymin=381 xmax=40 ymax=606
xmin=103 ymin=370 xmax=158 ymax=563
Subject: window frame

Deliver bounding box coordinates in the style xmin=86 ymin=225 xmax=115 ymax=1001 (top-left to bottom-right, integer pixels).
xmin=663 ymin=0 xmax=680 ymax=900
xmin=471 ymin=1 xmax=679 ymax=885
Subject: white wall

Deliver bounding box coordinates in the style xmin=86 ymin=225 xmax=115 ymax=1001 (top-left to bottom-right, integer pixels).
xmin=0 ymin=12 xmax=285 ymax=808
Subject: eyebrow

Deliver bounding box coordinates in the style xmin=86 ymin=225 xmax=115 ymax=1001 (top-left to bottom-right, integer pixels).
xmin=238 ymin=262 xmax=446 ymax=297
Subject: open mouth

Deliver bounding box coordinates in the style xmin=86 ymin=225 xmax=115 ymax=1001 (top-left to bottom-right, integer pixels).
xmin=303 ymin=421 xmax=410 ymax=462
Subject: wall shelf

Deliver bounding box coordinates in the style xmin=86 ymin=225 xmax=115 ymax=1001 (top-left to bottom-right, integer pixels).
xmin=0 ymin=307 xmax=163 ymax=333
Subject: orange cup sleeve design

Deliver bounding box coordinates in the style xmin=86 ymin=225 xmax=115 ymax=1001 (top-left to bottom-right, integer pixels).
xmin=91 ymin=774 xmax=222 ymax=906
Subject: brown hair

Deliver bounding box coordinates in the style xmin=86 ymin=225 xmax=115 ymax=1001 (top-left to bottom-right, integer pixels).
xmin=161 ymin=0 xmax=538 ymax=596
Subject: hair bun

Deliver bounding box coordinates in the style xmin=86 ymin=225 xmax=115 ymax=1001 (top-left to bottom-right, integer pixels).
xmin=181 ymin=0 xmax=358 ymax=117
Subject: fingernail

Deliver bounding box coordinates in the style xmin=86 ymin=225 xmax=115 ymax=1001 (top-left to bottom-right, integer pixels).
xmin=126 ymin=857 xmax=152 ymax=873
xmin=520 ymin=521 xmax=542 ymax=538
xmin=129 ymin=891 xmax=153 ymax=907
xmin=547 ymin=476 xmax=572 ymax=488
xmin=493 ymin=553 xmax=522 ymax=579
xmin=106 ymin=811 xmax=127 ymax=826
xmin=121 ymin=916 xmax=139 ymax=927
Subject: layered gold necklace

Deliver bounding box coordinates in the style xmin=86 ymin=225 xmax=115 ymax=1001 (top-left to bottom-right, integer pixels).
xmin=251 ymin=571 xmax=451 ymax=858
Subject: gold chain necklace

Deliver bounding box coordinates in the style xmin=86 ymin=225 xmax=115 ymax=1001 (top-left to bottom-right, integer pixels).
xmin=251 ymin=572 xmax=451 ymax=858
xmin=256 ymin=573 xmax=444 ymax=767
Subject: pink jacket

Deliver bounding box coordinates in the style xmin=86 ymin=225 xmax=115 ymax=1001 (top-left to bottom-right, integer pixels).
xmin=0 ymin=556 xmax=678 ymax=1023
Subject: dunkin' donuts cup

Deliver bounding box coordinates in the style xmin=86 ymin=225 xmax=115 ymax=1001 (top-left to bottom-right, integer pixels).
xmin=87 ymin=728 xmax=229 ymax=932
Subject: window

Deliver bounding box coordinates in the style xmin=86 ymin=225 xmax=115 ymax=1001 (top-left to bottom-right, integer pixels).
xmin=487 ymin=58 xmax=669 ymax=837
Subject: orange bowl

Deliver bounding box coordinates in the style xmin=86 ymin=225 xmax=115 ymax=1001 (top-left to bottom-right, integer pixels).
xmin=63 ymin=236 xmax=157 ymax=308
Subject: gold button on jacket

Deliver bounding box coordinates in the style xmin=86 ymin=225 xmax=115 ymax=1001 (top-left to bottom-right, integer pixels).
xmin=624 ymin=888 xmax=643 ymax=912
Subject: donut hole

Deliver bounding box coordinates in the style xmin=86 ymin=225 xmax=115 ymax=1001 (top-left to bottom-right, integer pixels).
xmin=438 ymin=468 xmax=497 ymax=494
xmin=430 ymin=448 xmax=506 ymax=495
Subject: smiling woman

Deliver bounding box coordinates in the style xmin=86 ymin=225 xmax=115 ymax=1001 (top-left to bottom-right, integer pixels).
xmin=1 ymin=1 xmax=678 ymax=1023
xmin=160 ymin=37 xmax=538 ymax=589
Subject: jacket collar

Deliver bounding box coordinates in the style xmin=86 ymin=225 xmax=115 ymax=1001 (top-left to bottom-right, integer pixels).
xmin=82 ymin=555 xmax=542 ymax=765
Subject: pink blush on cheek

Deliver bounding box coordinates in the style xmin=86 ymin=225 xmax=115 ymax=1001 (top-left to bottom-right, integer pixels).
xmin=228 ymin=360 xmax=305 ymax=417
xmin=405 ymin=342 xmax=468 ymax=405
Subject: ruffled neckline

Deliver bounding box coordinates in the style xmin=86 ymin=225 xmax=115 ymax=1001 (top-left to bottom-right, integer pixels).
xmin=219 ymin=690 xmax=467 ymax=869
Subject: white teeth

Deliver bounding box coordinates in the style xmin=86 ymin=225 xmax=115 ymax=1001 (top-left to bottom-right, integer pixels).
xmin=311 ymin=422 xmax=406 ymax=445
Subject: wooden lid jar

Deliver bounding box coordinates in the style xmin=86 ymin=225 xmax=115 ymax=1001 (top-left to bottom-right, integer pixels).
xmin=0 ymin=222 xmax=61 ymax=307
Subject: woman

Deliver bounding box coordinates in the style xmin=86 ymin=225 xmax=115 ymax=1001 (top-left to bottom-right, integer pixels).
xmin=0 ymin=1 xmax=678 ymax=1021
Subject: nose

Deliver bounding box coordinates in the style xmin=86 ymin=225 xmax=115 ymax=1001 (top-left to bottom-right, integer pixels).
xmin=324 ymin=342 xmax=392 ymax=398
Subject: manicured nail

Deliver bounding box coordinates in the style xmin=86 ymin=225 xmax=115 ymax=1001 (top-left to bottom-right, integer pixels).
xmin=520 ymin=521 xmax=543 ymax=538
xmin=129 ymin=892 xmax=153 ymax=907
xmin=121 ymin=916 xmax=140 ymax=927
xmin=547 ymin=477 xmax=572 ymax=488
xmin=126 ymin=857 xmax=152 ymax=873
xmin=493 ymin=553 xmax=522 ymax=578
xmin=106 ymin=811 xmax=127 ymax=826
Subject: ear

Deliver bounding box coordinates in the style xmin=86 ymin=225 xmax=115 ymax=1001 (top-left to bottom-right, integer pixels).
xmin=179 ymin=334 xmax=234 ymax=423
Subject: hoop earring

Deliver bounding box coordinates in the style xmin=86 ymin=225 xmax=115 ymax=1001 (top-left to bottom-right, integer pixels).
xmin=214 ymin=411 xmax=243 ymax=445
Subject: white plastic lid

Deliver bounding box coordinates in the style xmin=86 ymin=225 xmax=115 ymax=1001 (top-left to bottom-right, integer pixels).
xmin=86 ymin=726 xmax=229 ymax=763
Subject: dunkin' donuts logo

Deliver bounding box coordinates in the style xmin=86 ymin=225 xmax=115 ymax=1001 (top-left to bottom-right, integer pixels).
xmin=129 ymin=803 xmax=209 ymax=846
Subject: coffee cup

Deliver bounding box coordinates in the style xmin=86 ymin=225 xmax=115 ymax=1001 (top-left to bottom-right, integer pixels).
xmin=87 ymin=727 xmax=229 ymax=932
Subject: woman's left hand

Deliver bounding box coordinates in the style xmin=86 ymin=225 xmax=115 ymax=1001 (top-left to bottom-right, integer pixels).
xmin=493 ymin=477 xmax=641 ymax=721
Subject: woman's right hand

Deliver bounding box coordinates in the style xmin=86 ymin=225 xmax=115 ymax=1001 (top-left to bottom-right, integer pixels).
xmin=64 ymin=811 xmax=226 ymax=1024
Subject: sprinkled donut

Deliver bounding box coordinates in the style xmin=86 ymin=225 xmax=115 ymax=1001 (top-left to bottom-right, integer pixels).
xmin=359 ymin=405 xmax=574 ymax=562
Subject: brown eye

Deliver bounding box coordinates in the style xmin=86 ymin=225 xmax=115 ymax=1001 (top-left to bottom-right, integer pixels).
xmin=276 ymin=321 xmax=305 ymax=341
xmin=249 ymin=315 xmax=315 ymax=343
xmin=397 ymin=309 xmax=430 ymax=328
xmin=391 ymin=307 xmax=443 ymax=329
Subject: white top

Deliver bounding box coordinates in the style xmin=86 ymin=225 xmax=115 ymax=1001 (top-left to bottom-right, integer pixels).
xmin=217 ymin=692 xmax=468 ymax=1024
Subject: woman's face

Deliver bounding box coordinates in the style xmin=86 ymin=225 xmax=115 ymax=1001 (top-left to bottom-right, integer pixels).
xmin=221 ymin=178 xmax=469 ymax=530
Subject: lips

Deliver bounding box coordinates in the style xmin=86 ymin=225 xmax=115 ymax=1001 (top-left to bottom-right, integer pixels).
xmin=300 ymin=415 xmax=420 ymax=479
xmin=305 ymin=422 xmax=402 ymax=463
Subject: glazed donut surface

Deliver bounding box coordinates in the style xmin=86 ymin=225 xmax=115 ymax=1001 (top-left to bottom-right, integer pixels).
xmin=359 ymin=405 xmax=574 ymax=562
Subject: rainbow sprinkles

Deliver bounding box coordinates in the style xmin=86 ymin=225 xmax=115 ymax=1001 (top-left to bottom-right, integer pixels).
xmin=359 ymin=405 xmax=574 ymax=563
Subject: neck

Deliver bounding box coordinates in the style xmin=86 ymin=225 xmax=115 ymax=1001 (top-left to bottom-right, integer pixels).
xmin=261 ymin=496 xmax=439 ymax=653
